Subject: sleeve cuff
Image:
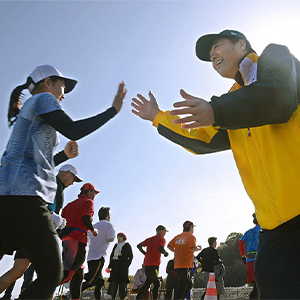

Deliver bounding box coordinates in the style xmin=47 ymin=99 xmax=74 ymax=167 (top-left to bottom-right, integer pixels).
xmin=152 ymin=110 xmax=165 ymax=128
xmin=210 ymin=97 xmax=224 ymax=127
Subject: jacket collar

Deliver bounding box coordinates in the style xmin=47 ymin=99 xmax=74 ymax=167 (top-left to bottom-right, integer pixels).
xmin=234 ymin=52 xmax=259 ymax=87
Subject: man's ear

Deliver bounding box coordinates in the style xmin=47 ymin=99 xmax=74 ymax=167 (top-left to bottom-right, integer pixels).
xmin=63 ymin=170 xmax=71 ymax=178
xmin=239 ymin=39 xmax=247 ymax=52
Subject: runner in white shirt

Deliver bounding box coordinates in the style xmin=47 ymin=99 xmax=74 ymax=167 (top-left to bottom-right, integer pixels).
xmin=81 ymin=207 xmax=115 ymax=300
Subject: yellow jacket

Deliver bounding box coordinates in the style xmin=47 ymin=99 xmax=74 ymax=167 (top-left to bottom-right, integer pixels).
xmin=153 ymin=44 xmax=300 ymax=230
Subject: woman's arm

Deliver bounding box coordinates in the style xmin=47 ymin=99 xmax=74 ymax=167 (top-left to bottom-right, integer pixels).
xmin=41 ymin=107 xmax=117 ymax=140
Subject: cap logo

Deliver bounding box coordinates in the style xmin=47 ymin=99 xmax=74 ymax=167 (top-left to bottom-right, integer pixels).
xmin=231 ymin=32 xmax=237 ymax=36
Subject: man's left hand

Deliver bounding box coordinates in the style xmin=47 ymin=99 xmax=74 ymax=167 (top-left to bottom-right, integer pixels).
xmin=170 ymin=89 xmax=215 ymax=128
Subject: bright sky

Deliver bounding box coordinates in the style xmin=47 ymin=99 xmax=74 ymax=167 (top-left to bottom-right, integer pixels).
xmin=1 ymin=0 xmax=300 ymax=297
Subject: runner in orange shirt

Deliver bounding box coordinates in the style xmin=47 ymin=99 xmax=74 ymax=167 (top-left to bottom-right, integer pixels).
xmin=168 ymin=221 xmax=201 ymax=300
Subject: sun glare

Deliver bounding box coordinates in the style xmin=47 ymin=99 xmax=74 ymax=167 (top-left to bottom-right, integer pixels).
xmin=250 ymin=7 xmax=300 ymax=58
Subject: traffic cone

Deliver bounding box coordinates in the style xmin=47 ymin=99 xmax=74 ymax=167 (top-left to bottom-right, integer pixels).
xmin=204 ymin=273 xmax=217 ymax=300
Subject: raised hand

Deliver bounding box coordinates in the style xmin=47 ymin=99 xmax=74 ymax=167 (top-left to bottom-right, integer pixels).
xmin=170 ymin=89 xmax=215 ymax=128
xmin=112 ymin=81 xmax=127 ymax=113
xmin=131 ymin=91 xmax=160 ymax=122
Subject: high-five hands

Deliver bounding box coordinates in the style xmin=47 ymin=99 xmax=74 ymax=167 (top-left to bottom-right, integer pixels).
xmin=131 ymin=89 xmax=214 ymax=128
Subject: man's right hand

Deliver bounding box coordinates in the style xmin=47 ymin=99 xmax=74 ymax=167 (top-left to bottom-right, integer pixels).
xmin=131 ymin=91 xmax=160 ymax=122
xmin=92 ymin=228 xmax=98 ymax=237
xmin=241 ymin=256 xmax=246 ymax=265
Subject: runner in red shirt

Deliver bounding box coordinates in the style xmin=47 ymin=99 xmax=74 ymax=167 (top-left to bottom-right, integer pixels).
xmin=60 ymin=183 xmax=99 ymax=300
xmin=136 ymin=225 xmax=169 ymax=300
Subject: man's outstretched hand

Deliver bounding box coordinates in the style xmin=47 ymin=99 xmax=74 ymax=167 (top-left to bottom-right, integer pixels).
xmin=170 ymin=89 xmax=215 ymax=128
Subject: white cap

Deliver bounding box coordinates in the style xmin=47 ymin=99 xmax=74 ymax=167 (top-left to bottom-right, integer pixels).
xmin=28 ymin=65 xmax=77 ymax=93
xmin=59 ymin=164 xmax=83 ymax=182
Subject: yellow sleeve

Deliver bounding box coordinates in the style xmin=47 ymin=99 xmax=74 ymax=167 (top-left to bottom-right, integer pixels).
xmin=152 ymin=110 xmax=230 ymax=154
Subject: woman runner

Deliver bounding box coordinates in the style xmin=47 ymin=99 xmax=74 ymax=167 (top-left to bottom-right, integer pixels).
xmin=0 ymin=65 xmax=126 ymax=299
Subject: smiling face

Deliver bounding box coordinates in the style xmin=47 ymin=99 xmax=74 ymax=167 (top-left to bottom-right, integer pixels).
xmin=31 ymin=77 xmax=66 ymax=101
xmin=209 ymin=38 xmax=247 ymax=79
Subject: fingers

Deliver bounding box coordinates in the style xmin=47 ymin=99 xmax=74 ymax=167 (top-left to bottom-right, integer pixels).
xmin=180 ymin=89 xmax=198 ymax=100
xmin=131 ymin=109 xmax=140 ymax=116
xmin=117 ymin=81 xmax=126 ymax=93
xmin=67 ymin=140 xmax=77 ymax=146
xmin=172 ymin=115 xmax=195 ymax=125
xmin=131 ymin=101 xmax=141 ymax=111
xmin=131 ymin=92 xmax=154 ymax=106
xmin=131 ymin=94 xmax=149 ymax=114
xmin=131 ymin=102 xmax=142 ymax=116
xmin=64 ymin=141 xmax=79 ymax=158
xmin=170 ymin=107 xmax=194 ymax=116
xmin=180 ymin=122 xmax=203 ymax=129
xmin=172 ymin=90 xmax=200 ymax=110
xmin=113 ymin=82 xmax=127 ymax=113
xmin=172 ymin=99 xmax=197 ymax=109
xmin=131 ymin=92 xmax=159 ymax=122
xmin=137 ymin=93 xmax=148 ymax=102
xmin=148 ymin=91 xmax=156 ymax=101
xmin=122 ymin=88 xmax=128 ymax=99
xmin=116 ymin=81 xmax=127 ymax=100
xmin=70 ymin=141 xmax=79 ymax=157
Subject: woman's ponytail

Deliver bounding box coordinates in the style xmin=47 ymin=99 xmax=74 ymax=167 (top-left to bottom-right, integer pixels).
xmin=7 ymin=77 xmax=33 ymax=127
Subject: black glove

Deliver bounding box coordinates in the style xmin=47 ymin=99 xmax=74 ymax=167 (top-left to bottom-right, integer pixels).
xmin=241 ymin=256 xmax=246 ymax=265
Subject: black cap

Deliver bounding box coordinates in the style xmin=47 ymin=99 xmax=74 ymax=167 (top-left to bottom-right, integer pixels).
xmin=195 ymin=29 xmax=253 ymax=62
xmin=156 ymin=225 xmax=168 ymax=232
xmin=183 ymin=221 xmax=195 ymax=230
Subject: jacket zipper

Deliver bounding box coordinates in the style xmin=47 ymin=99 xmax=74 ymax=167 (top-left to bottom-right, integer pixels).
xmin=247 ymin=128 xmax=283 ymax=225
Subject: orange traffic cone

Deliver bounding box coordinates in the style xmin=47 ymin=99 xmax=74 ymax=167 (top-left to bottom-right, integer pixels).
xmin=204 ymin=273 xmax=217 ymax=300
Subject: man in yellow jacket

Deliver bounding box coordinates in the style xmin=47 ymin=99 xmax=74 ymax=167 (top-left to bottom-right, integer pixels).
xmin=131 ymin=29 xmax=300 ymax=299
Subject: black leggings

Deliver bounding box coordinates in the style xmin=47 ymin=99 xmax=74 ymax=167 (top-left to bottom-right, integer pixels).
xmin=136 ymin=266 xmax=160 ymax=300
xmin=174 ymin=268 xmax=193 ymax=300
xmin=0 ymin=196 xmax=62 ymax=299
xmin=82 ymin=257 xmax=105 ymax=300
xmin=70 ymin=268 xmax=84 ymax=299
xmin=110 ymin=281 xmax=127 ymax=299
xmin=61 ymin=240 xmax=86 ymax=298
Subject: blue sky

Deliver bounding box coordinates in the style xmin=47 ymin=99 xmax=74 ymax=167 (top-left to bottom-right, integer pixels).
xmin=1 ymin=0 xmax=300 ymax=297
